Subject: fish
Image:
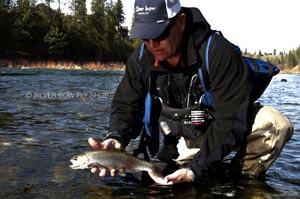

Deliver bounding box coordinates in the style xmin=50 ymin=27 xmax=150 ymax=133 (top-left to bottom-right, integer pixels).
xmin=69 ymin=150 xmax=164 ymax=176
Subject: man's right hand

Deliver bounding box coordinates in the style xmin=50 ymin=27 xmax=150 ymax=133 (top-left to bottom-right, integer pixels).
xmin=88 ymin=137 xmax=123 ymax=177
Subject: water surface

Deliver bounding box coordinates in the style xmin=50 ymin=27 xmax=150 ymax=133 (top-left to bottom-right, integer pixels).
xmin=0 ymin=68 xmax=299 ymax=198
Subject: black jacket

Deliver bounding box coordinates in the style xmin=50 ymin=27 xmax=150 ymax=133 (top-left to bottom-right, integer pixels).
xmin=107 ymin=7 xmax=253 ymax=180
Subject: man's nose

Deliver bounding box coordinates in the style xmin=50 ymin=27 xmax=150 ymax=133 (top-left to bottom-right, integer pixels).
xmin=147 ymin=40 xmax=160 ymax=48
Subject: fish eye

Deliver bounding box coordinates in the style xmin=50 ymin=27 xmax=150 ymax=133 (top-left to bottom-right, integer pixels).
xmin=73 ymin=156 xmax=78 ymax=161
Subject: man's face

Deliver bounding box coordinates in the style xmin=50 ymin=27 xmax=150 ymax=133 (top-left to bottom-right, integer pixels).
xmin=143 ymin=13 xmax=186 ymax=65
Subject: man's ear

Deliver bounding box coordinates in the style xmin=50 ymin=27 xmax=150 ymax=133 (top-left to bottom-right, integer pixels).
xmin=178 ymin=13 xmax=186 ymax=32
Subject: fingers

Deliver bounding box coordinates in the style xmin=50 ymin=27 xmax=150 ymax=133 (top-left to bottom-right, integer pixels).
xmin=148 ymin=172 xmax=172 ymax=185
xmin=99 ymin=168 xmax=108 ymax=177
xmin=102 ymin=139 xmax=122 ymax=150
xmin=90 ymin=167 xmax=111 ymax=177
xmin=88 ymin=137 xmax=103 ymax=149
xmin=88 ymin=138 xmax=124 ymax=178
xmin=90 ymin=167 xmax=99 ymax=173
xmin=164 ymin=168 xmax=194 ymax=184
xmin=90 ymin=166 xmax=124 ymax=178
xmin=89 ymin=137 xmax=123 ymax=150
xmin=113 ymin=140 xmax=122 ymax=149
xmin=164 ymin=172 xmax=179 ymax=184
xmin=110 ymin=169 xmax=117 ymax=177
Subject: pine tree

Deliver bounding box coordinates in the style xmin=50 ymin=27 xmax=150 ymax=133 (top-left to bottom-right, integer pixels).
xmin=44 ymin=26 xmax=67 ymax=59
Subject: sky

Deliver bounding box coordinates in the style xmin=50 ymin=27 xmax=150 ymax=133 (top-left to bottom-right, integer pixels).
xmin=121 ymin=0 xmax=300 ymax=54
xmin=51 ymin=0 xmax=300 ymax=54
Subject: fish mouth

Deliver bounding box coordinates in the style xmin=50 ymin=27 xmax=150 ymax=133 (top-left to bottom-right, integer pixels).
xmin=69 ymin=164 xmax=80 ymax=169
xmin=69 ymin=159 xmax=82 ymax=169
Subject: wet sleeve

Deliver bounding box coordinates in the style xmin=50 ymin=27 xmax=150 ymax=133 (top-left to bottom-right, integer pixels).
xmin=107 ymin=50 xmax=147 ymax=147
xmin=190 ymin=35 xmax=253 ymax=180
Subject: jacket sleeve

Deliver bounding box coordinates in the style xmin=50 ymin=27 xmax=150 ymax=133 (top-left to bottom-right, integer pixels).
xmin=190 ymin=34 xmax=253 ymax=180
xmin=107 ymin=48 xmax=147 ymax=147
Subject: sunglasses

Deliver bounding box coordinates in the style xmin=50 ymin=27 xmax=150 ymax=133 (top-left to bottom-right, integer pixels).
xmin=143 ymin=14 xmax=180 ymax=42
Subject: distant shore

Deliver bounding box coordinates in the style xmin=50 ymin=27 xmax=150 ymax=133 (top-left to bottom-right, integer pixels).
xmin=280 ymin=65 xmax=300 ymax=74
xmin=0 ymin=60 xmax=125 ymax=71
xmin=0 ymin=59 xmax=299 ymax=74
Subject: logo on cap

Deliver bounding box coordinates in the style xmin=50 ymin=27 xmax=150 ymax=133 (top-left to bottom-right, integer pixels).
xmin=135 ymin=5 xmax=156 ymax=15
xmin=130 ymin=0 xmax=181 ymax=39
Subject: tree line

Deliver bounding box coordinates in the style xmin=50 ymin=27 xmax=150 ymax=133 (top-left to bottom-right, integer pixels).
xmin=266 ymin=48 xmax=300 ymax=70
xmin=244 ymin=48 xmax=300 ymax=70
xmin=0 ymin=0 xmax=299 ymax=69
xmin=0 ymin=0 xmax=135 ymax=63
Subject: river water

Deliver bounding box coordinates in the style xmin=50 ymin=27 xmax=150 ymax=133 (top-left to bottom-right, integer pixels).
xmin=0 ymin=68 xmax=299 ymax=199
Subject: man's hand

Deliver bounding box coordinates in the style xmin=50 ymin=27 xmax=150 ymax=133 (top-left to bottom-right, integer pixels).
xmin=88 ymin=137 xmax=122 ymax=150
xmin=148 ymin=168 xmax=195 ymax=185
xmin=148 ymin=171 xmax=172 ymax=185
xmin=88 ymin=137 xmax=124 ymax=177
xmin=164 ymin=168 xmax=195 ymax=184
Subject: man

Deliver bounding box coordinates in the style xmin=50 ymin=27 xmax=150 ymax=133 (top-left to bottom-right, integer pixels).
xmin=89 ymin=0 xmax=293 ymax=185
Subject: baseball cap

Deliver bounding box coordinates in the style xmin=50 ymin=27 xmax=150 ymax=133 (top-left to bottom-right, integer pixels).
xmin=130 ymin=0 xmax=182 ymax=40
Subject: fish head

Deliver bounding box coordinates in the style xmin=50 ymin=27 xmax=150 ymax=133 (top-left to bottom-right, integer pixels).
xmin=69 ymin=153 xmax=90 ymax=169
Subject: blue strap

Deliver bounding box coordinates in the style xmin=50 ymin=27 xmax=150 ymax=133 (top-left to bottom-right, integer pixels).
xmin=138 ymin=43 xmax=159 ymax=156
xmin=138 ymin=43 xmax=145 ymax=79
xmin=144 ymin=74 xmax=152 ymax=138
xmin=198 ymin=33 xmax=214 ymax=106
xmin=198 ymin=67 xmax=207 ymax=93
xmin=144 ymin=75 xmax=160 ymax=156
xmin=144 ymin=92 xmax=151 ymax=137
xmin=139 ymin=43 xmax=145 ymax=59
xmin=199 ymin=34 xmax=213 ymax=93
xmin=140 ymin=42 xmax=151 ymax=137
xmin=205 ymin=34 xmax=213 ymax=74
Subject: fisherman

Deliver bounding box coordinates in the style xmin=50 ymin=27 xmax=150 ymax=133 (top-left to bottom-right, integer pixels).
xmin=89 ymin=0 xmax=294 ymax=185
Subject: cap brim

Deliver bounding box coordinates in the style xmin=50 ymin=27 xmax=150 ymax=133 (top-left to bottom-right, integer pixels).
xmin=130 ymin=20 xmax=170 ymax=40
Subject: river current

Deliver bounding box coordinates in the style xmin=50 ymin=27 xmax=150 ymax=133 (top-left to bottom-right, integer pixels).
xmin=0 ymin=68 xmax=299 ymax=198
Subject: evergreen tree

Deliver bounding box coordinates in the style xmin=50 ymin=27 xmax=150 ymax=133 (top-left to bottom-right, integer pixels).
xmin=89 ymin=0 xmax=105 ymax=60
xmin=294 ymin=46 xmax=300 ymax=66
xmin=13 ymin=0 xmax=35 ymax=53
xmin=113 ymin=0 xmax=124 ymax=30
xmin=76 ymin=0 xmax=86 ymax=22
xmin=69 ymin=0 xmax=86 ymax=22
xmin=44 ymin=26 xmax=67 ymax=59
xmin=286 ymin=50 xmax=297 ymax=67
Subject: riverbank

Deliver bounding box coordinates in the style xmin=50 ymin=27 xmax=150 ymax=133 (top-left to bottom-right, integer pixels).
xmin=0 ymin=60 xmax=125 ymax=71
xmin=1 ymin=59 xmax=299 ymax=73
xmin=280 ymin=65 xmax=300 ymax=74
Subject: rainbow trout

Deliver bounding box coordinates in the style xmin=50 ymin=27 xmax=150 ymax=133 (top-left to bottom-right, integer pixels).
xmin=69 ymin=150 xmax=163 ymax=175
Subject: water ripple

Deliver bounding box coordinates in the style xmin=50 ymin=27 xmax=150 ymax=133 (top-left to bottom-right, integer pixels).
xmin=0 ymin=69 xmax=299 ymax=198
